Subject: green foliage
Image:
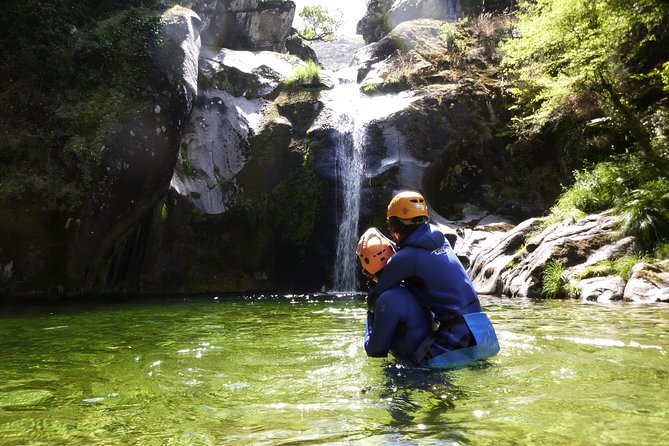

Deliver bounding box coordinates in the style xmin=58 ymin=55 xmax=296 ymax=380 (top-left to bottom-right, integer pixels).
xmin=577 ymin=254 xmax=646 ymax=281
xmin=501 ymin=0 xmax=666 ymax=148
xmin=361 ymin=82 xmax=383 ymax=95
xmin=507 ymin=245 xmax=528 ymax=269
xmin=545 ymin=160 xmax=630 ymax=226
xmin=545 ymin=155 xmax=669 ymax=249
xmin=617 ymin=178 xmax=669 ymax=247
xmin=541 ymin=259 xmax=580 ymax=298
xmin=244 ymin=152 xmax=322 ymax=247
xmin=297 ymin=5 xmax=343 ymax=41
xmin=612 ymin=254 xmax=646 ymax=280
xmin=160 ymin=201 xmax=168 ymax=221
xmin=181 ymin=157 xmax=196 ymax=178
xmin=441 ymin=23 xmax=467 ymax=53
xmin=654 ymin=243 xmax=669 ymax=260
xmin=285 ymin=60 xmax=321 ymax=85
xmin=0 ymin=1 xmax=162 ymax=209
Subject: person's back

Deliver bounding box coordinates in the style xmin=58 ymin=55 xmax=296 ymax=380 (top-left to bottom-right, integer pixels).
xmin=365 ymin=285 xmax=432 ymax=362
xmin=368 ymin=190 xmax=500 ymax=368
xmin=370 ymin=222 xmax=482 ymax=322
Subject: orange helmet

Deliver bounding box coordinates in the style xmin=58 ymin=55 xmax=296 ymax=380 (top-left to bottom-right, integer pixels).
xmin=387 ymin=191 xmax=428 ymax=220
xmin=356 ymin=227 xmax=396 ymax=275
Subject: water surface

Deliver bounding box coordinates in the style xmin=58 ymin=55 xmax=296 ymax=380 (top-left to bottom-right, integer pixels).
xmin=1 ymin=295 xmax=667 ymax=445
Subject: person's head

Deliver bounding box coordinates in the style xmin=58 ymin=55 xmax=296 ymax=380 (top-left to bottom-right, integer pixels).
xmin=386 ymin=190 xmax=428 ymax=243
xmin=356 ymin=227 xmax=396 ymax=281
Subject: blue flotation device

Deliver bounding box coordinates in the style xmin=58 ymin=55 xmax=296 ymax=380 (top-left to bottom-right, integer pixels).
xmin=427 ymin=312 xmax=500 ymax=369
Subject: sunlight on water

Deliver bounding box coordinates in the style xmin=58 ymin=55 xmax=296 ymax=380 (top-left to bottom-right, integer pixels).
xmin=0 ymin=296 xmax=668 ymax=445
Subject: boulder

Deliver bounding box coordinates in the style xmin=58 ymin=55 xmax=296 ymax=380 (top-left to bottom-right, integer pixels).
xmin=357 ymin=0 xmax=517 ymax=44
xmin=468 ymin=217 xmax=544 ymax=296
xmin=578 ymin=276 xmax=626 ymax=302
xmin=203 ymin=0 xmax=296 ymax=52
xmin=67 ymin=6 xmax=202 ymax=284
xmin=357 ymin=0 xmax=395 ymax=44
xmin=199 ymin=47 xmax=303 ymax=98
xmin=354 ymin=19 xmax=450 ymax=86
xmin=504 ymin=213 xmax=623 ymax=298
xmin=624 ymin=263 xmax=669 ymax=302
xmin=468 ymin=212 xmax=638 ymax=298
xmin=385 ymin=0 xmax=459 ymax=30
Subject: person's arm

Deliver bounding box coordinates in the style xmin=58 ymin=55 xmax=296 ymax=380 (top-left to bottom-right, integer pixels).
xmin=364 ymin=294 xmax=403 ymax=357
xmin=368 ymin=250 xmax=417 ymax=302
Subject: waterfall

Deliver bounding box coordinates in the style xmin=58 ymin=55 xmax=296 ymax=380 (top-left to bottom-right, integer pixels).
xmin=326 ymin=69 xmax=418 ymax=292
xmin=331 ymin=82 xmax=366 ymax=291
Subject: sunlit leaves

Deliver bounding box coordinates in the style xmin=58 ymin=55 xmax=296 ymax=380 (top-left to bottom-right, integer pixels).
xmin=501 ymin=0 xmax=666 ymax=137
xmin=297 ymin=5 xmax=343 ymax=41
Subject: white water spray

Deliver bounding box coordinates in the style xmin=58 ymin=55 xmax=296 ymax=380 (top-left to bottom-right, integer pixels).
xmin=325 ymin=69 xmax=417 ymax=292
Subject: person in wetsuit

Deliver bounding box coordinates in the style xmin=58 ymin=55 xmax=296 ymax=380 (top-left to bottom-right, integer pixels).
xmin=356 ymin=227 xmax=432 ymax=363
xmin=368 ymin=191 xmax=500 ymax=368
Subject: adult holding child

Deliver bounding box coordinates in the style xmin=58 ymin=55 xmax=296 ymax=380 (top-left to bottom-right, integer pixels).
xmin=367 ymin=190 xmax=500 ymax=368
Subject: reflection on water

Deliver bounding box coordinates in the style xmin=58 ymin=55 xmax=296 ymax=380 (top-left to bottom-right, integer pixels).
xmin=0 ymin=295 xmax=668 ymax=445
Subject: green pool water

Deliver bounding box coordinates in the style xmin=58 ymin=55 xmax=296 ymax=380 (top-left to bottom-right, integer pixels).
xmin=1 ymin=295 xmax=667 ymax=445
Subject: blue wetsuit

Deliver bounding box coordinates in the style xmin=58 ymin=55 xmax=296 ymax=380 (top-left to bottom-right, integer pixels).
xmin=369 ymin=223 xmax=499 ymax=368
xmin=365 ymin=285 xmax=432 ymax=363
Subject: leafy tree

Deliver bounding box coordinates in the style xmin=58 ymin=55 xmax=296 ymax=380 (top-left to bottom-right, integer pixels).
xmin=296 ymin=5 xmax=343 ymax=41
xmin=501 ymin=0 xmax=667 ymax=154
xmin=503 ymin=0 xmax=669 ymax=251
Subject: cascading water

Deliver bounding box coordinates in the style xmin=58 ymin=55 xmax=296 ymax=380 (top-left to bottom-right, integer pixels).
xmin=330 ymin=83 xmax=366 ymax=291
xmin=325 ymin=69 xmax=418 ymax=292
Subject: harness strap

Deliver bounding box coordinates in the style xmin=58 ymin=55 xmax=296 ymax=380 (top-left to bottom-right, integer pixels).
xmin=412 ymin=332 xmax=437 ymax=366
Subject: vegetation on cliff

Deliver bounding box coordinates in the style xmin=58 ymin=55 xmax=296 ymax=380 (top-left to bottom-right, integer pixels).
xmin=1 ymin=1 xmax=162 ymax=212
xmin=501 ymin=0 xmax=669 ymax=256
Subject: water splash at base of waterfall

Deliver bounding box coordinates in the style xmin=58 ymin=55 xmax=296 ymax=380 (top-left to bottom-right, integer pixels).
xmin=326 ymin=69 xmax=418 ymax=292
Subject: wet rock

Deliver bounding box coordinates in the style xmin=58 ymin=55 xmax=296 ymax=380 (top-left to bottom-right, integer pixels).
xmin=579 ymin=276 xmax=625 ymax=302
xmin=624 ymin=263 xmax=669 ymax=302
xmin=67 ymin=6 xmax=202 ymax=284
xmin=202 ymin=0 xmax=296 ymax=52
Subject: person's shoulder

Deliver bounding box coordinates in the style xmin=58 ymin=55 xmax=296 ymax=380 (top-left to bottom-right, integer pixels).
xmin=403 ymin=224 xmax=445 ymax=251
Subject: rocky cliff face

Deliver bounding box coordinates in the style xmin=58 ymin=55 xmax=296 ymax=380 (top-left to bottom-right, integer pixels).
xmin=3 ymin=0 xmax=665 ymax=301
xmin=0 ymin=0 xmax=556 ymax=297
xmin=67 ymin=6 xmax=202 ymax=287
xmin=1 ymin=1 xmax=318 ymax=297
xmin=96 ymin=1 xmax=329 ymax=295
xmin=203 ymin=0 xmax=296 ymax=51
xmin=357 ymin=0 xmax=516 ymax=44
